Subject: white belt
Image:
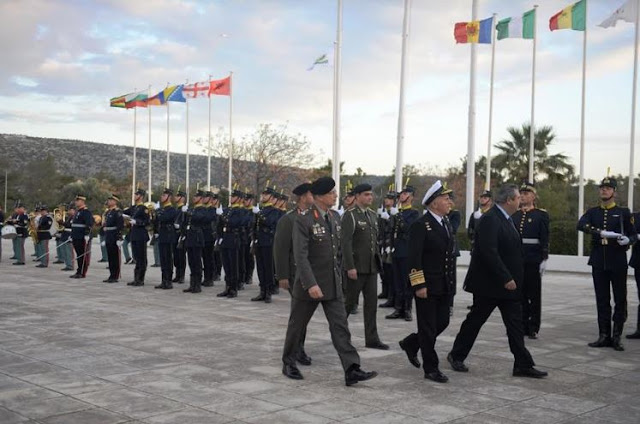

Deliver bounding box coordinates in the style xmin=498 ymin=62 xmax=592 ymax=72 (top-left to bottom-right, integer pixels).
xmin=72 ymin=224 xmax=86 ymax=228
xmin=64 ymin=229 xmax=72 ymax=232
xmin=522 ymin=238 xmax=540 ymax=245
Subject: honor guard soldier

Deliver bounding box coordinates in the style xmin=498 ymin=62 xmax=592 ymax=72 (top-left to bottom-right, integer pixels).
xmin=35 ymin=205 xmax=53 ymax=267
xmin=172 ymin=188 xmax=188 ymax=284
xmin=378 ymin=188 xmax=398 ymax=308
xmin=399 ymin=181 xmax=456 ymax=383
xmin=627 ymin=210 xmax=640 ymax=339
xmin=342 ymin=183 xmax=388 ymax=350
xmin=282 ymin=177 xmax=378 ymax=385
xmin=98 ymin=201 xmax=109 ymax=264
xmin=578 ymin=175 xmax=636 ymax=351
xmin=201 ymin=190 xmax=217 ymax=287
xmin=32 ymin=204 xmax=42 ymax=261
xmin=70 ymin=195 xmax=94 ymax=278
xmin=52 ymin=203 xmax=66 ymax=265
xmin=181 ymin=189 xmax=208 ymax=293
xmin=274 ymin=182 xmax=314 ymax=365
xmin=251 ymin=185 xmax=281 ymax=303
xmin=124 ymin=189 xmax=150 ymax=286
xmin=154 ymin=188 xmax=178 ymax=289
xmin=60 ymin=203 xmax=75 ymax=271
xmin=211 ymin=193 xmax=223 ymax=281
xmin=467 ymin=190 xmax=493 ymax=250
xmin=337 ymin=182 xmax=355 ymax=217
xmin=387 ymin=183 xmax=420 ymax=321
xmin=511 ymin=182 xmax=549 ymax=339
xmin=102 ymin=194 xmax=124 ymax=283
xmin=236 ymin=189 xmax=249 ymax=291
xmin=217 ymin=188 xmax=247 ymax=298
xmin=242 ymin=192 xmax=256 ymax=286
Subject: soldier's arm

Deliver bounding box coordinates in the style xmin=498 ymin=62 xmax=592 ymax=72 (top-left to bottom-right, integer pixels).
xmin=273 ymin=215 xmax=293 ymax=280
xmin=577 ymin=209 xmax=599 ymax=235
xmin=467 ymin=213 xmax=475 ymax=241
xmin=624 ymin=209 xmax=637 ymax=242
xmin=292 ymin=214 xmax=317 ymax=290
xmin=408 ymin=219 xmax=427 ymax=292
xmin=340 ymin=210 xmax=356 ymax=271
xmin=540 ymin=211 xmax=550 ymax=260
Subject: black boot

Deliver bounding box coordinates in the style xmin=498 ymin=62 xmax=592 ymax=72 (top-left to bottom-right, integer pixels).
xmin=404 ymin=300 xmax=413 ymax=321
xmin=127 ymin=269 xmax=139 ymax=286
xmin=217 ymin=287 xmax=230 ymax=297
xmin=252 ymin=291 xmax=266 ymax=301
xmin=202 ymin=279 xmax=213 ymax=287
xmin=154 ymin=281 xmax=166 ymax=289
xmin=184 ymin=277 xmax=195 ymax=293
xmin=627 ymin=308 xmax=640 ymax=339
xmin=588 ymin=333 xmax=612 ymax=348
xmin=612 ymin=323 xmax=625 ymax=351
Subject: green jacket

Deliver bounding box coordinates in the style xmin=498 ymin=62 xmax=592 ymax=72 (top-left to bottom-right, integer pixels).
xmin=273 ymin=209 xmax=301 ymax=281
xmin=341 ymin=206 xmax=379 ymax=274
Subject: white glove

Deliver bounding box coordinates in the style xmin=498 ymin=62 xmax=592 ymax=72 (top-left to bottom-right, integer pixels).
xmin=337 ymin=206 xmax=344 ymax=217
xmin=182 ymin=205 xmax=188 ymax=212
xmin=617 ymin=236 xmax=630 ymax=246
xmin=84 ymin=235 xmax=90 ymax=242
xmin=252 ymin=206 xmax=260 ymax=214
xmin=116 ymin=240 xmax=123 ymax=247
xmin=216 ymin=206 xmax=223 ymax=215
xmin=380 ymin=210 xmax=390 ymax=220
xmin=376 ymin=207 xmax=383 ymax=216
xmin=637 ymin=234 xmax=640 ymax=241
xmin=100 ymin=241 xmax=106 ymax=247
xmin=473 ymin=208 xmax=483 ymax=220
xmin=154 ymin=202 xmax=160 ymax=210
xmin=154 ymin=233 xmax=159 ymax=239
xmin=173 ymin=223 xmax=180 ymax=229
xmin=390 ymin=206 xmax=399 ymax=216
xmin=216 ymin=239 xmax=222 ymax=246
xmin=423 ymin=209 xmax=428 ymax=215
xmin=122 ymin=214 xmax=131 ymax=220
xmin=130 ymin=219 xmax=137 ymax=225
xmin=384 ymin=246 xmax=391 ymax=254
xmin=539 ymin=260 xmax=547 ymax=276
xmin=600 ymin=230 xmax=622 ymax=239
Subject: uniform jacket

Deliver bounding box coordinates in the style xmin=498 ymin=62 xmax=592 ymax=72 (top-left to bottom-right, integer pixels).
xmin=511 ymin=208 xmax=550 ymax=264
xmin=392 ymin=207 xmax=420 ymax=258
xmin=448 ymin=209 xmax=461 ymax=257
xmin=60 ymin=215 xmax=73 ymax=241
xmin=182 ymin=205 xmax=208 ymax=248
xmin=577 ymin=203 xmax=636 ymax=271
xmin=124 ymin=203 xmax=150 ymax=242
xmin=630 ymin=212 xmax=640 ymax=269
xmin=256 ymin=205 xmax=281 ymax=247
xmin=273 ymin=208 xmax=303 ymax=281
xmin=408 ymin=211 xmax=457 ymax=296
xmin=463 ymin=206 xmax=524 ymax=300
xmin=155 ymin=203 xmax=178 ymax=244
xmin=341 ymin=205 xmax=379 ymax=274
xmin=377 ymin=210 xmax=394 ymax=264
xmin=292 ymin=203 xmax=343 ymax=301
xmin=103 ymin=208 xmax=124 ymax=244
xmin=71 ymin=208 xmax=93 ymax=239
xmin=36 ymin=215 xmax=53 ymax=241
xmin=218 ymin=205 xmax=246 ymax=249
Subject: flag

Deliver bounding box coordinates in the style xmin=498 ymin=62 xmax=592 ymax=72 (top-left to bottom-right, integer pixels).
xmin=497 ymin=9 xmax=536 ymax=40
xmin=549 ymin=0 xmax=586 ymax=31
xmin=454 ymin=17 xmax=494 ymax=44
xmin=183 ymin=81 xmax=210 ymax=99
xmin=110 ymin=95 xmax=126 ymax=108
xmin=599 ymin=0 xmax=636 ymax=28
xmin=307 ymin=54 xmax=329 ymax=71
xmin=163 ymin=85 xmax=186 ymax=102
xmin=145 ymin=90 xmax=165 ymax=106
xmin=209 ymin=75 xmax=231 ymax=96
xmin=125 ymin=91 xmax=148 ymax=108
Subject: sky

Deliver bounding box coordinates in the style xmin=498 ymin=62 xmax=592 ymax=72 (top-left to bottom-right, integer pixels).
xmin=1 ymin=0 xmax=639 ymax=182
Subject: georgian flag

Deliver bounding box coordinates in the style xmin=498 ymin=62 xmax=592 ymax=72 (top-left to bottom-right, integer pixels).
xmin=182 ymin=81 xmax=210 ymax=99
xmin=599 ymin=0 xmax=636 ymax=28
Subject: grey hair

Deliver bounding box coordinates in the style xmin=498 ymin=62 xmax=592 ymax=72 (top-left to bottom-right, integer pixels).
xmin=494 ymin=184 xmax=519 ymax=204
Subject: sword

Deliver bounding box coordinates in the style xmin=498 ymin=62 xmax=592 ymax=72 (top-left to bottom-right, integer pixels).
xmin=34 ymin=238 xmax=72 ymax=261
xmin=75 ymin=238 xmax=94 ymax=260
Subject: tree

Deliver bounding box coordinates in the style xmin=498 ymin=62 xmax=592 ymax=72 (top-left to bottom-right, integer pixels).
xmin=492 ymin=124 xmax=575 ymax=183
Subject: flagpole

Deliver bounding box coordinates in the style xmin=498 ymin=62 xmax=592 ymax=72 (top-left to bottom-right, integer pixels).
xmin=208 ymin=74 xmax=212 ymax=188
xmin=228 ymin=72 xmax=233 ymax=203
xmin=395 ymin=0 xmax=411 ymax=192
xmin=485 ymin=13 xmax=496 ymax=190
xmin=465 ymin=0 xmax=478 ymax=227
xmin=185 ymin=79 xmax=190 ymax=200
xmin=528 ymin=5 xmax=538 ymax=183
xmin=577 ymin=2 xmax=589 ymax=257
xmin=148 ymin=85 xmax=152 ymax=200
xmin=132 ymin=88 xmax=137 ymax=205
xmin=332 ymin=0 xmax=343 ymax=202
xmin=166 ymin=84 xmax=171 ymax=188
xmin=629 ymin=0 xmax=640 ymax=211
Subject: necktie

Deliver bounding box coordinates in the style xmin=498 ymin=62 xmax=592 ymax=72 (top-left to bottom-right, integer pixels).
xmin=507 ymin=217 xmax=519 ymax=235
xmin=442 ymin=216 xmax=451 ymax=238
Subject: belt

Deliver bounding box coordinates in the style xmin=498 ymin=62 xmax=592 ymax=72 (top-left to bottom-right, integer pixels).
xmin=522 ymin=238 xmax=540 ymax=245
xmin=37 ymin=230 xmax=50 ymax=233
xmin=64 ymin=229 xmax=72 ymax=232
xmin=72 ymin=224 xmax=87 ymax=228
xmin=104 ymin=226 xmax=118 ymax=231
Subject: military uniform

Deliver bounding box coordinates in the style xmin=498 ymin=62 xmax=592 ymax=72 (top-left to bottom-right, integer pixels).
xmin=9 ymin=205 xmax=29 ymax=265
xmin=182 ymin=197 xmax=208 ymax=293
xmin=59 ymin=206 xmax=75 ymax=270
xmin=252 ymin=190 xmax=281 ymax=302
xmin=70 ymin=196 xmax=94 ymax=278
xmin=172 ymin=191 xmax=188 ymax=284
xmin=242 ymin=196 xmax=256 ymax=286
xmin=217 ymin=190 xmax=247 ymax=298
xmin=627 ymin=212 xmax=640 ymax=338
xmin=467 ymin=190 xmax=493 ymax=252
xmin=124 ymin=190 xmax=150 ymax=286
xmin=35 ymin=208 xmax=53 ymax=267
xmin=578 ymin=177 xmax=636 ymax=350
xmin=201 ymin=192 xmax=217 ymax=287
xmin=155 ymin=189 xmax=178 ymax=289
xmin=103 ymin=197 xmax=124 ymax=282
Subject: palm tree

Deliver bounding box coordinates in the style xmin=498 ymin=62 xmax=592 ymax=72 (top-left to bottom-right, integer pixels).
xmin=492 ymin=124 xmax=575 ymax=183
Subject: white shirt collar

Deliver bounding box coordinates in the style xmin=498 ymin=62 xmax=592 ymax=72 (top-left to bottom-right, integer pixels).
xmin=495 ymin=204 xmax=511 ymax=220
xmin=428 ymin=210 xmax=444 ymax=225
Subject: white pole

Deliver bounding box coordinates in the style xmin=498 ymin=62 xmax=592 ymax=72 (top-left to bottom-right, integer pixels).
xmin=395 ymin=0 xmax=411 ymax=192
xmin=3 ymin=170 xmax=7 ymax=212
xmin=485 ymin=13 xmax=496 ymax=190
xmin=185 ymin=80 xmax=190 ymax=200
xmin=332 ymin=0 xmax=343 ymax=202
xmin=628 ymin=0 xmax=640 ymax=211
xmin=132 ymin=88 xmax=137 ymax=205
xmin=166 ymin=85 xmax=170 ymax=188
xmin=528 ymin=5 xmax=538 ymax=183
xmin=208 ymin=74 xmax=212 ymax=188
xmin=465 ymin=0 xmax=478 ymax=227
xmin=228 ymin=72 xmax=233 ymax=203
xmin=148 ymin=85 xmax=152 ymax=200
xmin=578 ymin=2 xmax=588 ymax=256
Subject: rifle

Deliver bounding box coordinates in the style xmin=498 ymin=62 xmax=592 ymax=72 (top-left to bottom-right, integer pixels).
xmin=177 ymin=210 xmax=192 ymax=250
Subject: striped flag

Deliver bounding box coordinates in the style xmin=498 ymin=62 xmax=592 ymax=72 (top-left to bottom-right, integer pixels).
xmin=125 ymin=91 xmax=148 ymax=108
xmin=183 ymin=81 xmax=210 ymax=99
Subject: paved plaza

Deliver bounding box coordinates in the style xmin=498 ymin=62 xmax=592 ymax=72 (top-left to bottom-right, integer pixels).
xmin=0 ymin=239 xmax=639 ymax=423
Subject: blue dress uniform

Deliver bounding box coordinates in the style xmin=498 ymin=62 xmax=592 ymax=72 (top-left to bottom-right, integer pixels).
xmin=578 ymin=177 xmax=636 ymax=350
xmin=102 ymin=199 xmax=124 ymax=282
xmin=511 ymin=186 xmax=549 ymax=338
xmin=70 ymin=197 xmax=94 ymax=278
xmin=242 ymin=194 xmax=256 ymax=286
xmin=627 ymin=212 xmax=640 ymax=338
xmin=125 ymin=191 xmax=150 ymax=286
xmin=182 ymin=201 xmax=208 ymax=293
xmin=36 ymin=209 xmax=53 ymax=267
xmin=201 ymin=193 xmax=217 ymax=287
xmin=217 ymin=191 xmax=247 ymax=298
xmin=154 ymin=192 xmax=178 ymax=289
xmin=172 ymin=191 xmax=188 ymax=283
xmin=251 ymin=199 xmax=281 ymax=302
xmin=388 ymin=186 xmax=420 ymax=321
xmin=378 ymin=192 xmax=398 ymax=306
xmin=237 ymin=194 xmax=250 ymax=289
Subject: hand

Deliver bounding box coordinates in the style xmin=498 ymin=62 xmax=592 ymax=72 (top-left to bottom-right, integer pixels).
xmin=130 ymin=219 xmax=137 ymax=225
xmin=504 ymin=280 xmax=517 ymax=291
xmin=389 ymin=206 xmax=399 ymax=216
xmin=415 ymin=287 xmax=427 ymax=299
xmin=154 ymin=233 xmax=159 ymax=239
xmin=600 ymin=230 xmax=621 ymax=239
xmin=638 ymin=234 xmax=640 ymax=241
xmin=100 ymin=241 xmax=106 ymax=247
xmin=308 ymin=285 xmax=324 ymax=299
xmin=380 ymin=210 xmax=390 ymax=220
xmin=84 ymin=235 xmax=90 ymax=242
xmin=182 ymin=205 xmax=188 ymax=212
xmin=376 ymin=207 xmax=383 ymax=216
xmin=252 ymin=206 xmax=260 ymax=214
xmin=174 ymin=223 xmax=180 ymax=229
xmin=539 ymin=260 xmax=547 ymax=276
xmin=279 ymin=279 xmax=290 ymax=290
xmin=347 ymin=269 xmax=358 ymax=280
xmin=116 ymin=240 xmax=123 ymax=247
xmin=216 ymin=206 xmax=223 ymax=215
xmin=384 ymin=246 xmax=391 ymax=254
xmin=617 ymin=236 xmax=630 ymax=246
xmin=154 ymin=202 xmax=160 ymax=210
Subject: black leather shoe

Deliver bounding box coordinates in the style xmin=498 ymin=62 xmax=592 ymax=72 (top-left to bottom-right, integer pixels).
xmin=103 ymin=279 xmax=112 ymax=283
xmin=425 ymin=370 xmax=449 ymax=383
xmin=296 ymin=351 xmax=312 ymax=366
xmin=379 ymin=300 xmax=394 ymax=308
xmin=53 ymin=260 xmax=64 ymax=264
xmin=283 ymin=364 xmax=304 ymax=380
xmin=183 ymin=287 xmax=194 ymax=293
xmin=61 ymin=267 xmax=74 ymax=271
xmin=251 ymin=292 xmax=266 ymax=301
xmin=69 ymin=273 xmax=81 ymax=278
xmin=345 ymin=366 xmax=378 ymax=386
xmin=127 ymin=281 xmax=137 ymax=286
xmin=154 ymin=283 xmax=166 ymax=289
xmin=399 ymin=340 xmax=420 ymax=368
xmin=528 ymin=331 xmax=538 ymax=340
xmin=588 ymin=334 xmax=612 ymax=348
xmin=202 ymin=280 xmax=213 ymax=287
xmin=171 ymin=276 xmax=180 ymax=283
xmin=377 ymin=293 xmax=387 ymax=299
xmin=385 ymin=310 xmax=404 ymax=319
xmin=227 ymin=290 xmax=238 ymax=298
xmin=107 ymin=279 xmax=118 ymax=283
xmin=151 ymin=264 xmax=160 ymax=267
xmin=217 ymin=288 xmax=230 ymax=297
xmin=13 ymin=262 xmax=25 ymax=265
xmin=191 ymin=288 xmax=202 ymax=293
xmin=35 ymin=264 xmax=47 ymax=268
xmin=163 ymin=284 xmax=173 ymax=290
xmin=366 ymin=341 xmax=390 ymax=350
xmin=612 ymin=336 xmax=625 ymax=351
xmin=447 ymin=353 xmax=469 ymax=372
xmin=264 ymin=293 xmax=272 ymax=303
xmin=350 ymin=305 xmax=358 ymax=315
xmin=133 ymin=282 xmax=144 ymax=286
xmin=513 ymin=367 xmax=548 ymax=378
xmin=626 ymin=330 xmax=640 ymax=339
xmin=98 ymin=259 xmax=107 ymax=263
xmin=404 ymin=310 xmax=413 ymax=321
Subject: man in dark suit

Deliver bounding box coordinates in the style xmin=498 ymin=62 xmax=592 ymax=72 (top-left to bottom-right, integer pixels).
xmin=447 ymin=184 xmax=547 ymax=379
xmin=281 ymin=176 xmax=378 ymax=386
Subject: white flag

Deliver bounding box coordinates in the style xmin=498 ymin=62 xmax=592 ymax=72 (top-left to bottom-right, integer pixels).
xmin=599 ymin=0 xmax=637 ymax=28
xmin=182 ymin=81 xmax=210 ymax=99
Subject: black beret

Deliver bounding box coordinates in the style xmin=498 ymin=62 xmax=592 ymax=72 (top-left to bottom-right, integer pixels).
xmin=353 ymin=183 xmax=372 ymax=194
xmin=292 ymin=182 xmax=312 ymax=196
xmin=311 ymin=176 xmax=336 ymax=195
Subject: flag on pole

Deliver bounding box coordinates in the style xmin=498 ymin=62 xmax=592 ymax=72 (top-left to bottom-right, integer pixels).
xmin=454 ymin=17 xmax=494 ymax=44
xmin=125 ymin=91 xmax=148 ymax=108
xmin=145 ymin=91 xmax=166 ymax=106
xmin=163 ymin=85 xmax=186 ymax=102
xmin=599 ymin=0 xmax=636 ymax=28
xmin=307 ymin=54 xmax=329 ymax=71
xmin=497 ymin=9 xmax=536 ymax=40
xmin=209 ymin=76 xmax=231 ymax=96
xmin=183 ymin=81 xmax=210 ymax=99
xmin=549 ymin=0 xmax=586 ymax=31
xmin=110 ymin=95 xmax=126 ymax=108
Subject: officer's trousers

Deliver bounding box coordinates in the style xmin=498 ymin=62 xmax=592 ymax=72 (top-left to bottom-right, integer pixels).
xmin=256 ymin=246 xmax=274 ymax=293
xmin=131 ymin=241 xmax=147 ymax=282
xmin=392 ymin=256 xmax=412 ymax=312
xmin=522 ymin=262 xmax=542 ymax=334
xmin=152 ymin=242 xmax=160 ymax=266
xmin=159 ymin=242 xmax=173 ymax=282
xmin=221 ymin=247 xmax=239 ymax=290
xmin=106 ymin=241 xmax=120 ymax=280
xmin=202 ymin=243 xmax=215 ymax=282
xmin=38 ymin=240 xmax=49 ymax=266
xmin=58 ymin=239 xmax=73 ymax=268
xmin=72 ymin=238 xmax=89 ymax=276
xmin=214 ymin=249 xmax=222 ymax=278
xmin=99 ymin=234 xmax=107 ymax=261
xmin=122 ymin=238 xmax=132 ymax=261
xmin=173 ymin=242 xmax=186 ymax=280
xmin=345 ymin=273 xmax=380 ymax=345
xmin=238 ymin=242 xmax=247 ymax=284
xmin=187 ymin=246 xmax=203 ymax=290
xmin=592 ymin=267 xmax=628 ymax=335
xmin=244 ymin=243 xmax=254 ymax=283
xmin=381 ymin=262 xmax=394 ymax=300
